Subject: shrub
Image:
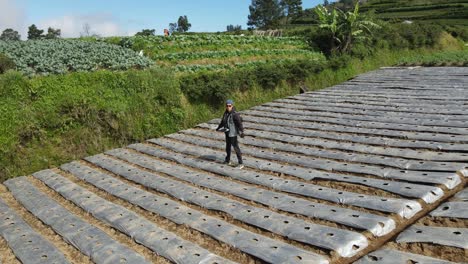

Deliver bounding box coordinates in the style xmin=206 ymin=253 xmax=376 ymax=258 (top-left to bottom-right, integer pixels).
xmin=445 ymin=25 xmax=468 ymax=41
xmin=350 ymin=43 xmax=375 ymax=59
xmin=179 ymin=59 xmax=325 ymax=106
xmin=254 ymin=63 xmax=288 ymax=90
xmin=434 ymin=31 xmax=464 ymax=50
xmin=284 ymin=59 xmax=325 ymax=82
xmin=327 ymin=54 xmax=352 ymax=70
xmin=0 ymin=53 xmax=15 ymax=73
xmin=306 ymin=28 xmax=336 ymax=56
xmin=179 ymin=70 xmax=230 ymax=104
xmin=385 ymin=23 xmax=444 ymax=49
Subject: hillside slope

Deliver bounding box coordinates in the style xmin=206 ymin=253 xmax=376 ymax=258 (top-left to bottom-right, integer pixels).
xmin=292 ymin=0 xmax=468 ymax=26
xmin=0 ymin=67 xmax=467 ymax=264
xmin=361 ymin=0 xmax=468 ymax=25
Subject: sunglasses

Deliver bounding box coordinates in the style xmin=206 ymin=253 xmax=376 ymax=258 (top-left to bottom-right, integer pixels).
xmin=226 ymin=105 xmax=233 ymax=107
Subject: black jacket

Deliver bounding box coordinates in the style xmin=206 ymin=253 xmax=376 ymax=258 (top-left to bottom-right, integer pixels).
xmin=216 ymin=107 xmax=244 ymax=134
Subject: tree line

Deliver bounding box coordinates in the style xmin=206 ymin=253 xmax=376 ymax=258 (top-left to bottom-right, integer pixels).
xmin=246 ymin=0 xmax=363 ymax=29
xmin=246 ymin=0 xmax=382 ymax=56
xmin=116 ymin=16 xmax=193 ymax=37
xmin=248 ymin=0 xmax=303 ymax=29
xmin=0 ymin=24 xmax=61 ymax=41
xmin=0 ymin=15 xmax=193 ymax=41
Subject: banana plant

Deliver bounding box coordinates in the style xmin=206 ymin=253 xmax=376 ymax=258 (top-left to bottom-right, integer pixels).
xmin=339 ymin=2 xmax=381 ymax=52
xmin=316 ymin=2 xmax=380 ymax=53
xmin=315 ymin=4 xmax=341 ymax=51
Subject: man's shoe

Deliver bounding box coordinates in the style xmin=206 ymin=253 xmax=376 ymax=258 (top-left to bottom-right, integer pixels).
xmin=237 ymin=164 xmax=244 ymax=169
xmin=223 ymin=161 xmax=233 ymax=166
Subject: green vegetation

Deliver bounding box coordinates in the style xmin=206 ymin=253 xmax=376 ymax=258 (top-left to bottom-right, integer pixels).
xmin=360 ymin=0 xmax=468 ymax=25
xmin=135 ymin=29 xmax=156 ymax=36
xmin=0 ymin=39 xmax=153 ymax=75
xmin=398 ymin=48 xmax=468 ymax=66
xmin=0 ymin=54 xmax=15 ymax=73
xmin=0 ymin=68 xmax=183 ymax=182
xmin=108 ymin=34 xmax=308 ymax=54
xmin=306 ymin=48 xmax=436 ymax=90
xmin=172 ymin=56 xmax=324 ymax=73
xmin=0 ymin=58 xmax=322 ymax=181
xmin=315 ymin=2 xmax=381 ymax=53
xmin=288 ymin=0 xmax=468 ymax=33
xmin=96 ymin=34 xmax=318 ymax=72
xmin=154 ymin=48 xmax=319 ymax=62
xmin=0 ymin=29 xmax=21 ymax=41
xmin=176 ymin=15 xmax=192 ymax=33
xmin=3 ymin=44 xmax=458 ymax=183
xmin=179 ymin=58 xmax=324 ymax=105
xmin=248 ymin=0 xmax=303 ymax=29
xmin=26 ymin=24 xmax=61 ymax=40
xmin=0 ymin=0 xmax=467 ymax=183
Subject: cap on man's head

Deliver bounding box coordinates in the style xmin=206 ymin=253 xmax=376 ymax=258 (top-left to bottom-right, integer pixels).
xmin=226 ymin=99 xmax=234 ymax=105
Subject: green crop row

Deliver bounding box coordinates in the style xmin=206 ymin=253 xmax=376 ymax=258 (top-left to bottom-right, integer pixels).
xmin=98 ymin=35 xmax=308 ymax=55
xmin=155 ymin=48 xmax=320 ymax=62
xmin=382 ymin=3 xmax=466 ymax=13
xmin=114 ymin=34 xmax=305 ymax=45
xmin=173 ymin=55 xmax=326 ymax=73
xmin=0 ymin=39 xmax=153 ymax=75
xmin=397 ymin=49 xmax=468 ymax=66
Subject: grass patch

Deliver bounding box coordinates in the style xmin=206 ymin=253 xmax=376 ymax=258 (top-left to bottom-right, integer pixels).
xmin=305 ymin=48 xmax=432 ymax=90
xmin=0 ymin=68 xmax=184 ymax=181
xmin=398 ymin=48 xmax=468 ymax=66
xmin=0 ymin=59 xmax=307 ymax=182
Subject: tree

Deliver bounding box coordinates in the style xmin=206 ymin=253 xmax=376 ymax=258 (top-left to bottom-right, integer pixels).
xmin=80 ymin=23 xmax=91 ymax=37
xmin=323 ymin=0 xmax=330 ymax=6
xmin=315 ymin=2 xmax=380 ymax=53
xmin=45 ymin=27 xmax=61 ymax=39
xmin=315 ymin=5 xmax=339 ymax=51
xmin=0 ymin=28 xmax=21 ymax=41
xmin=27 ymin=24 xmax=44 ymax=40
xmin=176 ymin=16 xmax=191 ymax=32
xmin=335 ymin=0 xmax=355 ymax=11
xmin=281 ymin=0 xmax=303 ymax=18
xmin=168 ymin=23 xmax=177 ymax=34
xmin=247 ymin=0 xmax=283 ymax=29
xmin=226 ymin=24 xmax=242 ymax=32
xmin=135 ymin=29 xmax=156 ymax=36
xmin=80 ymin=23 xmax=100 ymax=37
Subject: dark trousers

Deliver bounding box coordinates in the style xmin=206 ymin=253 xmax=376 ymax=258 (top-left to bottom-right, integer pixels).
xmin=225 ymin=134 xmax=243 ymax=164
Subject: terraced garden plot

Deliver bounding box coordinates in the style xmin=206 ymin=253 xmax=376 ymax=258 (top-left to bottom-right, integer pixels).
xmin=99 ymin=34 xmax=325 ymax=72
xmin=0 ymin=66 xmax=467 ymax=264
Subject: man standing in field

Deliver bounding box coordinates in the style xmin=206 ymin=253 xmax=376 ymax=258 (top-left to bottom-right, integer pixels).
xmin=216 ymin=99 xmax=245 ymax=169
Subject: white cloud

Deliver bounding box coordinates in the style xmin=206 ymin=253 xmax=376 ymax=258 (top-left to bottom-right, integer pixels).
xmin=0 ymin=0 xmax=26 ymax=35
xmin=39 ymin=13 xmax=130 ymax=38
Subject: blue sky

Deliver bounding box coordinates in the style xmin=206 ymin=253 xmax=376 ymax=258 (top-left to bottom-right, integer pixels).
xmin=1 ymin=0 xmax=329 ymax=38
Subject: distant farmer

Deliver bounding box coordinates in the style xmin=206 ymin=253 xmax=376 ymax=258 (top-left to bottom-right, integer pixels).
xmin=216 ymin=99 xmax=245 ymax=169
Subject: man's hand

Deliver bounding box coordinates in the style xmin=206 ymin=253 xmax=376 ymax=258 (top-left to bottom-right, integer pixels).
xmin=240 ymin=133 xmax=245 ymax=138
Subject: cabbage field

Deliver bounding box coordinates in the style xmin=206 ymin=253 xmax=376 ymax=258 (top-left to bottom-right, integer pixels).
xmin=0 ymin=39 xmax=153 ymax=75
xmin=0 ymin=34 xmax=324 ymax=75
